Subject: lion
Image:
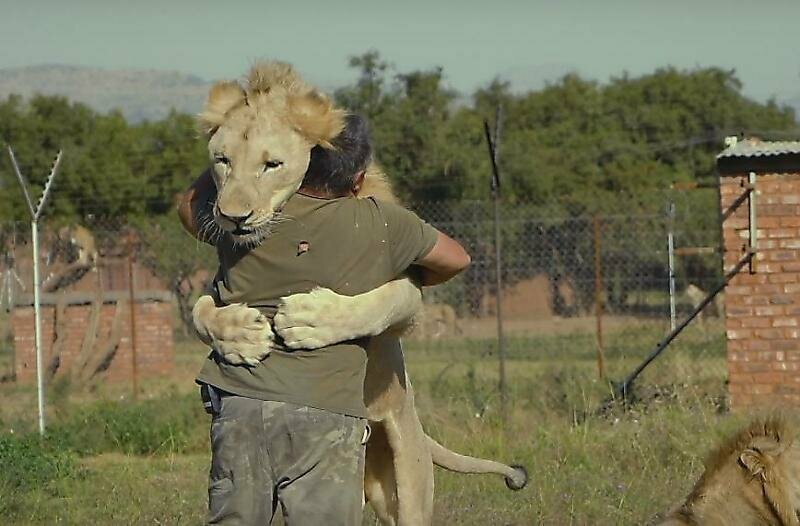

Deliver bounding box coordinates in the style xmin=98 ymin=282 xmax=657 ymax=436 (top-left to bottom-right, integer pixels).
xmin=187 ymin=62 xmax=527 ymax=525
xmin=658 ymin=416 xmax=800 ymax=526
xmin=684 ymin=284 xmax=725 ymax=320
xmin=43 ymin=225 xmax=97 ymax=293
xmin=412 ymin=302 xmax=462 ymax=339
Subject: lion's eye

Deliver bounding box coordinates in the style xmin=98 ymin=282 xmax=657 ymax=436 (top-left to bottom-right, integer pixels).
xmin=214 ymin=155 xmax=231 ymax=166
xmin=264 ymin=160 xmax=283 ymax=171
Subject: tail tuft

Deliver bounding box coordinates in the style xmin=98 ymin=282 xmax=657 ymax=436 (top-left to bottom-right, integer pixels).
xmin=504 ymin=464 xmax=528 ymax=491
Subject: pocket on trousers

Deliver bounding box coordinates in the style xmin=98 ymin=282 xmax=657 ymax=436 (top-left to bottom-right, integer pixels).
xmin=209 ymin=474 xmax=233 ymax=494
xmin=208 ymin=475 xmax=234 ymax=520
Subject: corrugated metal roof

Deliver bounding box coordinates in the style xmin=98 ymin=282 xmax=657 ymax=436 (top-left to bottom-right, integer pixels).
xmin=717 ymin=138 xmax=800 ymax=159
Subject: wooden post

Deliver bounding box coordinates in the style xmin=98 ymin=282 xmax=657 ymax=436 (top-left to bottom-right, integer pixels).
xmin=127 ymin=235 xmax=139 ymax=400
xmin=593 ymin=216 xmax=605 ymax=379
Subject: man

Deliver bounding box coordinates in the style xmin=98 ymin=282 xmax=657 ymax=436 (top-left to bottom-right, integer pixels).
xmin=178 ymin=114 xmax=470 ymax=525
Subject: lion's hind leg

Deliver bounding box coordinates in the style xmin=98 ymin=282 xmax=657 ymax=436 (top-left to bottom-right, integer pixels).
xmin=385 ymin=405 xmax=434 ymax=525
xmin=365 ymin=423 xmax=399 ymax=525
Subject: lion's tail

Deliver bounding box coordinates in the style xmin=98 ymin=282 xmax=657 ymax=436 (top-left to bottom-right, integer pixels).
xmin=426 ymin=435 xmax=528 ymax=490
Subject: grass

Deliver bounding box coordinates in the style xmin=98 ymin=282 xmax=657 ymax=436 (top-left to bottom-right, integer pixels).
xmin=0 ymin=319 xmax=762 ymax=525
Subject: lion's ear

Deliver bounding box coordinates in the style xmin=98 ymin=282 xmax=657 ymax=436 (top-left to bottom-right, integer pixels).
xmin=197 ymin=81 xmax=247 ymax=136
xmin=287 ymin=89 xmax=345 ymax=148
xmin=739 ymin=449 xmax=768 ymax=480
xmin=739 ymin=442 xmax=784 ymax=482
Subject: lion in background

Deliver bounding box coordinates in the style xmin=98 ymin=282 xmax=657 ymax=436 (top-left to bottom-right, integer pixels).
xmin=186 ymin=62 xmax=527 ymax=525
xmin=658 ymin=416 xmax=800 ymax=526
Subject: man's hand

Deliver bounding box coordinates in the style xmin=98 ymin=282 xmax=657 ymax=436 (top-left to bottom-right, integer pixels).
xmin=273 ymin=280 xmax=422 ymax=350
xmin=192 ymin=295 xmax=275 ymax=366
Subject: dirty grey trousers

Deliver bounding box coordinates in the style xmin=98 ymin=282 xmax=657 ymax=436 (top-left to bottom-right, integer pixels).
xmin=206 ymin=393 xmax=367 ymax=526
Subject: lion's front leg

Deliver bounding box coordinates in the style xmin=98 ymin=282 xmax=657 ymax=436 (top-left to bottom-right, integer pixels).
xmin=273 ymin=277 xmax=422 ymax=350
xmin=192 ymin=295 xmax=275 ymax=366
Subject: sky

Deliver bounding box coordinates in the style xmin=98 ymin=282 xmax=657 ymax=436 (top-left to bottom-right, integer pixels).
xmin=1 ymin=0 xmax=799 ymax=103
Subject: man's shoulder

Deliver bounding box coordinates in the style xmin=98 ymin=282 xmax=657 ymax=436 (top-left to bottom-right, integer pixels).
xmin=355 ymin=196 xmax=411 ymax=217
xmin=284 ymin=194 xmax=420 ymax=234
xmin=320 ymin=195 xmax=395 ymax=222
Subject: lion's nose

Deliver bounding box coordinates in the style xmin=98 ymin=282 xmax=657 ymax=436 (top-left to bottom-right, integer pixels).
xmin=218 ymin=209 xmax=254 ymax=231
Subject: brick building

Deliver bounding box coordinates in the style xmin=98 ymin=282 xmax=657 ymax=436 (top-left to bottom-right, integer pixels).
xmin=718 ymin=139 xmax=800 ymax=407
xmin=11 ymin=238 xmax=175 ymax=385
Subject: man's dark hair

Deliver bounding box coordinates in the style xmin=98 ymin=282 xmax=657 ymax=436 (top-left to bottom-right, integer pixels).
xmin=303 ymin=113 xmax=372 ymax=196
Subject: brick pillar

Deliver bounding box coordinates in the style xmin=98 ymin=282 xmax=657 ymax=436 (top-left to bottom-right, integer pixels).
xmin=721 ymin=172 xmax=800 ymax=408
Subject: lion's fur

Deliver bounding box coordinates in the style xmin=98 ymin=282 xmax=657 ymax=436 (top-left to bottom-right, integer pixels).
xmin=360 ymin=163 xmax=398 ymax=204
xmin=198 ymin=62 xmax=345 ymax=148
xmin=660 ymin=416 xmax=800 ymax=526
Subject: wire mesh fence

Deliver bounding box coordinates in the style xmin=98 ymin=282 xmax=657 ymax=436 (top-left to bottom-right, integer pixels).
xmin=0 ymin=196 xmax=728 ymax=416
xmin=407 ymin=200 xmax=727 ymax=414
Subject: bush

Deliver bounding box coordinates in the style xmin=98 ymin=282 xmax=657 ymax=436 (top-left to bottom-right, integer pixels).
xmin=0 ymin=433 xmax=76 ymax=492
xmin=45 ymin=392 xmax=208 ymax=456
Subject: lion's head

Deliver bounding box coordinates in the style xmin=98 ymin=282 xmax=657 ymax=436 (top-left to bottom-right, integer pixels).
xmin=659 ymin=417 xmax=800 ymax=526
xmin=197 ymin=62 xmax=345 ymax=246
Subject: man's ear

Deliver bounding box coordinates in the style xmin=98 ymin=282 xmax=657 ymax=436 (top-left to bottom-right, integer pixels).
xmin=351 ymin=170 xmax=366 ymax=195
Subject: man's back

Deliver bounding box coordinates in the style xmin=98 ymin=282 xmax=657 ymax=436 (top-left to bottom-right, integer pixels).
xmin=196 ymin=192 xmax=437 ymax=417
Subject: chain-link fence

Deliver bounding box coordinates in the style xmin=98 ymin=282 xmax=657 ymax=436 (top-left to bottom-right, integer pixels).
xmin=404 ymin=200 xmax=726 ymax=413
xmin=0 ymin=196 xmax=727 ymax=415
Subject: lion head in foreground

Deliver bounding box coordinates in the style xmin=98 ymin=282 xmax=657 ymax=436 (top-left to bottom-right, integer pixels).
xmin=659 ymin=417 xmax=800 ymax=526
xmin=197 ymin=62 xmax=345 ymax=246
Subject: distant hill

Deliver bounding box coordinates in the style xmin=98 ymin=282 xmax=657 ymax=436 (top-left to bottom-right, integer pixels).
xmin=0 ymin=64 xmax=213 ymax=122
xmin=1 ymin=64 xmax=797 ymax=126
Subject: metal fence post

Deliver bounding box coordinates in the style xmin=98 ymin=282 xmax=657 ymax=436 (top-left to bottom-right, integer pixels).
xmin=30 ymin=219 xmax=45 ymax=432
xmin=667 ymin=201 xmax=677 ymax=331
xmin=9 ymin=147 xmax=62 ymax=436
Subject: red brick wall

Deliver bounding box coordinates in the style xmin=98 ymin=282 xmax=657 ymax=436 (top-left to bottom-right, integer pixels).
xmin=12 ymin=299 xmax=174 ymax=384
xmin=721 ymin=173 xmax=800 ymax=408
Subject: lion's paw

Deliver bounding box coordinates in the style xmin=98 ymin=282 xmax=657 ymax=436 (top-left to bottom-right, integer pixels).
xmin=205 ymin=302 xmax=275 ymax=366
xmin=274 ymin=287 xmax=359 ymax=349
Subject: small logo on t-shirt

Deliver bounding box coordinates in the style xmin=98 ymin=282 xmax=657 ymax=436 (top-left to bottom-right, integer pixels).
xmin=297 ymin=240 xmax=310 ymax=256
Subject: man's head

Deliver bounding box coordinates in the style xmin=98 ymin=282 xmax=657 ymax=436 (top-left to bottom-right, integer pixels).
xmin=302 ymin=113 xmax=373 ymax=197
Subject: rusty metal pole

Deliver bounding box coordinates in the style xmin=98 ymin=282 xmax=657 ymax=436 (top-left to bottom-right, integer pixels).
xmin=484 ymin=106 xmax=507 ymax=419
xmin=593 ymin=216 xmax=605 ymax=379
xmin=127 ymin=236 xmax=139 ymax=400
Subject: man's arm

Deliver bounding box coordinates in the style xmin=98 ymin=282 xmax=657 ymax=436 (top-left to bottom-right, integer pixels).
xmin=177 ymin=169 xmax=215 ymax=241
xmin=414 ymin=230 xmax=471 ymax=286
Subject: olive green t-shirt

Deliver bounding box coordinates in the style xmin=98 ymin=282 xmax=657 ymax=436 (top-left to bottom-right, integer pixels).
xmin=195 ymin=193 xmax=438 ymax=417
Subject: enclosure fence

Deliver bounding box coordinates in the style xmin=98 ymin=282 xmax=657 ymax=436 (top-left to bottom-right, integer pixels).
xmin=0 ymin=198 xmax=727 ymax=418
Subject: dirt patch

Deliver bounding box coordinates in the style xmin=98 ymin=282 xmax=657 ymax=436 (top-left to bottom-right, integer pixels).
xmin=480 ymin=273 xmax=583 ymax=319
xmin=482 ymin=274 xmax=554 ymax=318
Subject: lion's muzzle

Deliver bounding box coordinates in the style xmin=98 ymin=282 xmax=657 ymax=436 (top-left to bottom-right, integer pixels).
xmin=215 ymin=205 xmax=255 ymax=233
